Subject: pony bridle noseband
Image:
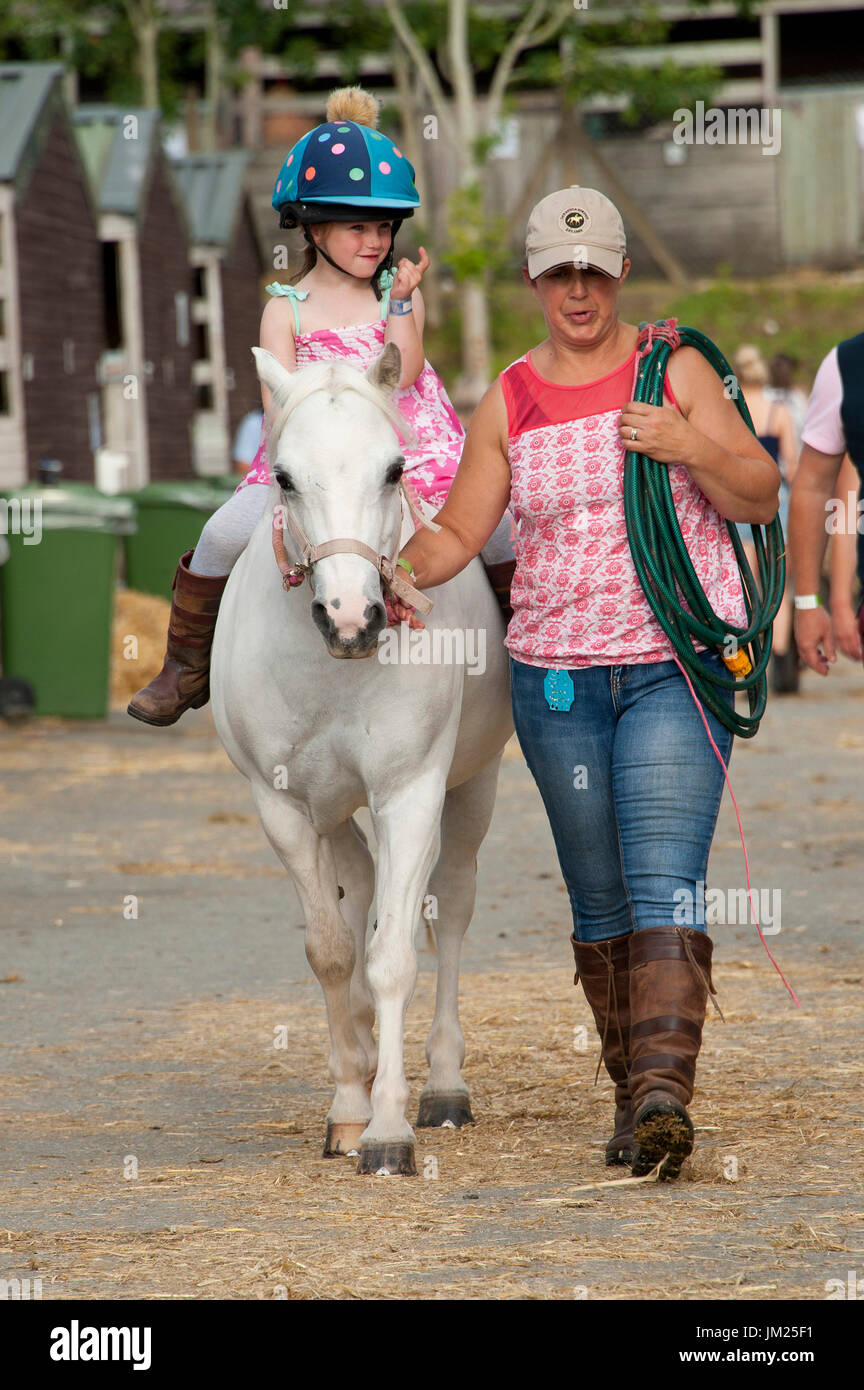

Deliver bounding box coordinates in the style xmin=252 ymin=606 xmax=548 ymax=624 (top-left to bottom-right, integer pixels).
xmin=271 ymin=481 xmax=434 ymax=617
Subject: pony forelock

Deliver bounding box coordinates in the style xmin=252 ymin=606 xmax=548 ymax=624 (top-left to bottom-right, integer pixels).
xmin=266 ymin=361 xmax=417 ymax=460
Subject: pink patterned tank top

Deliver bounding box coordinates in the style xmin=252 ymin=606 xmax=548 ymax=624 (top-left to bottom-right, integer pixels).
xmin=501 ymin=349 xmax=747 ymax=669
xmin=239 ymin=280 xmax=463 ymax=510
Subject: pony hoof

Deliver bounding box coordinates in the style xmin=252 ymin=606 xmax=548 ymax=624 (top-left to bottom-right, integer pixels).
xmin=323 ymin=1122 xmax=368 ymax=1157
xmin=416 ymin=1093 xmax=475 ymax=1129
xmin=356 ymin=1142 xmax=417 ymax=1176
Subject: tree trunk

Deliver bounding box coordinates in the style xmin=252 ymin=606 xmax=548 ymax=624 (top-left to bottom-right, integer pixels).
xmin=238 ymin=47 xmax=263 ymax=150
xmin=185 ymin=84 xmax=200 ymax=154
xmin=452 ymin=276 xmax=491 ymax=415
xmin=203 ymin=9 xmax=224 ymax=153
xmin=391 ymin=41 xmax=442 ymax=330
xmin=137 ymin=17 xmax=159 ymax=109
xmin=446 ymin=0 xmax=492 ymax=406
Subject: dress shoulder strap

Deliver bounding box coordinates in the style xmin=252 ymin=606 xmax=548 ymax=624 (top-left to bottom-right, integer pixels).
xmin=265 ymin=281 xmax=308 ymax=335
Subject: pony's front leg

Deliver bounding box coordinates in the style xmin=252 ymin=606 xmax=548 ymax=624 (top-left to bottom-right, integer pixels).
xmin=330 ymin=818 xmax=377 ymax=1090
xmin=417 ymin=758 xmax=502 ymax=1129
xmin=252 ymin=786 xmax=372 ymax=1156
xmin=360 ymin=773 xmax=447 ymax=1176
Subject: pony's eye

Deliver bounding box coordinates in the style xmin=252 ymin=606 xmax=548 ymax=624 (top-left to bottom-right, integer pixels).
xmin=275 ymin=469 xmax=294 ymax=493
xmin=385 ymin=457 xmax=405 ymax=486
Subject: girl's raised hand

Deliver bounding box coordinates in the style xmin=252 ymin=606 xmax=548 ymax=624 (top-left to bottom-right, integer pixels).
xmin=390 ymin=246 xmax=430 ymax=301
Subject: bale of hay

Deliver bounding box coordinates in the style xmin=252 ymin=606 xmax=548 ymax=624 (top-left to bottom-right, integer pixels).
xmin=111 ymin=589 xmax=171 ymax=708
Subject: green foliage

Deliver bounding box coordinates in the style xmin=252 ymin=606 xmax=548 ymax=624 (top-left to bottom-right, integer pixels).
xmin=515 ymin=8 xmax=722 ymax=125
xmin=662 ymin=276 xmax=859 ymax=382
xmin=278 ymin=35 xmax=320 ymax=83
xmin=0 ymin=1 xmax=134 ymax=94
xmin=0 ymin=0 xmax=732 ymax=133
xmin=613 ymin=60 xmax=723 ymax=126
xmin=322 ymin=0 xmax=395 ymax=56
xmin=424 ymin=270 xmax=861 ymax=394
xmin=212 ymin=0 xmax=287 ymax=54
xmin=440 ymin=182 xmax=510 ymax=282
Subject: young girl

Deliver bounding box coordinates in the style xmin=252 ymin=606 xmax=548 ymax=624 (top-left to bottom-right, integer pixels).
xmin=128 ymin=85 xmax=514 ymax=726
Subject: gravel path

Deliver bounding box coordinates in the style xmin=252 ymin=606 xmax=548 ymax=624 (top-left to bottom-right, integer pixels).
xmin=1 ymin=658 xmax=862 ymax=1299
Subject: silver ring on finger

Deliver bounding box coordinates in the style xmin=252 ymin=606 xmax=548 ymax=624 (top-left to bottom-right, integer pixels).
xmin=630 ymin=427 xmax=638 ymax=442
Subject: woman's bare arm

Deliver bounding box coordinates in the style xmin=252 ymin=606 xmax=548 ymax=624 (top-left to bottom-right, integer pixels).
xmin=620 ymin=347 xmax=781 ymax=524
xmin=399 ymin=378 xmax=511 ymax=587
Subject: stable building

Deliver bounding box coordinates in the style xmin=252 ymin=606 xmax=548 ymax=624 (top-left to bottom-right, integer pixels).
xmin=0 ymin=63 xmax=104 ymax=488
xmin=171 ymin=152 xmax=264 ymax=472
xmin=73 ymin=104 xmax=197 ymax=487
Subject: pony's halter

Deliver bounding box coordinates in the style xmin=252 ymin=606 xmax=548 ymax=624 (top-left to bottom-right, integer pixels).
xmin=271 ymin=481 xmax=434 ymax=617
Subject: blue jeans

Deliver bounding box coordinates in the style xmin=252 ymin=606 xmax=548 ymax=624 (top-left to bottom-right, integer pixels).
xmin=510 ymin=652 xmax=734 ymax=942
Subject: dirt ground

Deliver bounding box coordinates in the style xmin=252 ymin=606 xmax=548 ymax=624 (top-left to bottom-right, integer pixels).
xmin=1 ymin=656 xmax=863 ymax=1301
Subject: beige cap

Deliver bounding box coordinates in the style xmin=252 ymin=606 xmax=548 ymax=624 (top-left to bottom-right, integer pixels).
xmin=525 ymin=186 xmax=626 ymax=279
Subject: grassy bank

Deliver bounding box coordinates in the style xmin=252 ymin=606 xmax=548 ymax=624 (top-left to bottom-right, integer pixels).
xmin=425 ymin=267 xmax=864 ymax=392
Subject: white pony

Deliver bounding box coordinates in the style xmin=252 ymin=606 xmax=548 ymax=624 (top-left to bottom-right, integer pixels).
xmin=210 ymin=343 xmax=513 ymax=1175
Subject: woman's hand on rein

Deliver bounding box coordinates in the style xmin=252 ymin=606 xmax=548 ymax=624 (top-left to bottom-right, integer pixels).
xmin=390 ymin=246 xmax=430 ymax=302
xmin=385 ymin=594 xmax=425 ymax=630
xmin=618 ymin=401 xmax=697 ymax=465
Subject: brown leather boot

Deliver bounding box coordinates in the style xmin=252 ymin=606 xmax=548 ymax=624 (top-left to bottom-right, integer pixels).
xmin=127 ymin=551 xmax=228 ymax=726
xmin=628 ymin=925 xmax=719 ymax=1180
xmin=483 ymin=558 xmax=516 ymax=623
xmin=571 ymin=933 xmax=634 ymax=1166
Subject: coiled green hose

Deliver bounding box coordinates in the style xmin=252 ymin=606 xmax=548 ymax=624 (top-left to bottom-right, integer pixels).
xmin=624 ymin=322 xmax=786 ymax=738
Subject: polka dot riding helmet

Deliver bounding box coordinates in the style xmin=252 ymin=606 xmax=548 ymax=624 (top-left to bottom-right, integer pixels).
xmin=272 ymin=120 xmax=420 ymax=227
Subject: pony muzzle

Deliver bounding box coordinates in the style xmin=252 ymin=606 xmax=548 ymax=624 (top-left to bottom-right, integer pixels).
xmin=311 ymin=592 xmax=388 ymax=658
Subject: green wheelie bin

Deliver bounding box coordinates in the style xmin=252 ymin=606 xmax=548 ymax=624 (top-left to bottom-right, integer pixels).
xmin=0 ymin=479 xmax=135 ymax=719
xmin=121 ymin=480 xmax=231 ymax=601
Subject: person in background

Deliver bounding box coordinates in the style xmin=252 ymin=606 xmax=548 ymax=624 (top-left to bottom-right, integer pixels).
xmin=789 ymin=331 xmax=864 ymax=675
xmin=768 ymin=353 xmax=808 ymax=456
xmin=733 ymin=345 xmax=798 ymax=692
xmin=231 ymin=408 xmax=265 ymax=476
xmin=826 ymin=455 xmax=862 ymax=663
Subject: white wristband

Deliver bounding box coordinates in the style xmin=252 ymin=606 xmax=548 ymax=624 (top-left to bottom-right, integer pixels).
xmin=793 ymin=594 xmax=821 ymax=610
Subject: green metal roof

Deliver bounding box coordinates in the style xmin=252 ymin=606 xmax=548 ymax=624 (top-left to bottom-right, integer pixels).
xmin=0 ymin=63 xmax=65 ymax=184
xmin=72 ymin=106 xmax=160 ymax=217
xmin=170 ymin=151 xmax=252 ymax=248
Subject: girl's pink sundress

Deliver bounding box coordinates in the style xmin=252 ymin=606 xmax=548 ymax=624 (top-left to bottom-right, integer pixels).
xmin=238 ymin=273 xmax=463 ymax=510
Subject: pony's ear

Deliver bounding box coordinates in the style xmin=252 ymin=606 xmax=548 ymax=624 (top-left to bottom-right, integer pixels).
xmin=366 ymin=342 xmax=402 ymax=397
xmin=251 ymin=346 xmax=294 ymax=409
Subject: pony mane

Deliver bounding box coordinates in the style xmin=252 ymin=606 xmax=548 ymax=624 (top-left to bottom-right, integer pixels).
xmin=267 ymin=361 xmax=418 ymax=458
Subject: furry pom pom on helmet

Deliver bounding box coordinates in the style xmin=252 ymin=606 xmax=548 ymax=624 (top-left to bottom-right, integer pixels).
xmin=325 ymin=85 xmax=380 ymax=129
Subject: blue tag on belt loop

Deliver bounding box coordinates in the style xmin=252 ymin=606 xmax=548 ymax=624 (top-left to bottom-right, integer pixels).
xmin=543 ymin=667 xmax=575 ymax=711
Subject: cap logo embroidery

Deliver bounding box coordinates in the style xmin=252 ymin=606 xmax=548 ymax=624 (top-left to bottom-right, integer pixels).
xmin=562 ymin=208 xmax=589 ymax=233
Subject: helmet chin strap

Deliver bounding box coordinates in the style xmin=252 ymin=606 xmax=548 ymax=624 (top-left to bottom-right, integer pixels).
xmin=303 ymin=228 xmax=396 ymax=300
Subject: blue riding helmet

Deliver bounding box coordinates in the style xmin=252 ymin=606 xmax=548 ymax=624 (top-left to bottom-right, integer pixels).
xmin=272 ymin=120 xmax=420 ymax=219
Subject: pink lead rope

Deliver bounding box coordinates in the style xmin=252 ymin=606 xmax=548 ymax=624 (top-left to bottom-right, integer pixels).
xmin=630 ymin=319 xmax=799 ymax=1003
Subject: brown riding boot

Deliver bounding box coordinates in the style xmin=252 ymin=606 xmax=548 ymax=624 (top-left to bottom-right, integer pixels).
xmin=127 ymin=551 xmax=228 ymax=726
xmin=571 ymin=933 xmax=634 ymax=1166
xmin=628 ymin=925 xmax=719 ymax=1180
xmin=483 ymin=558 xmax=516 ymax=623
